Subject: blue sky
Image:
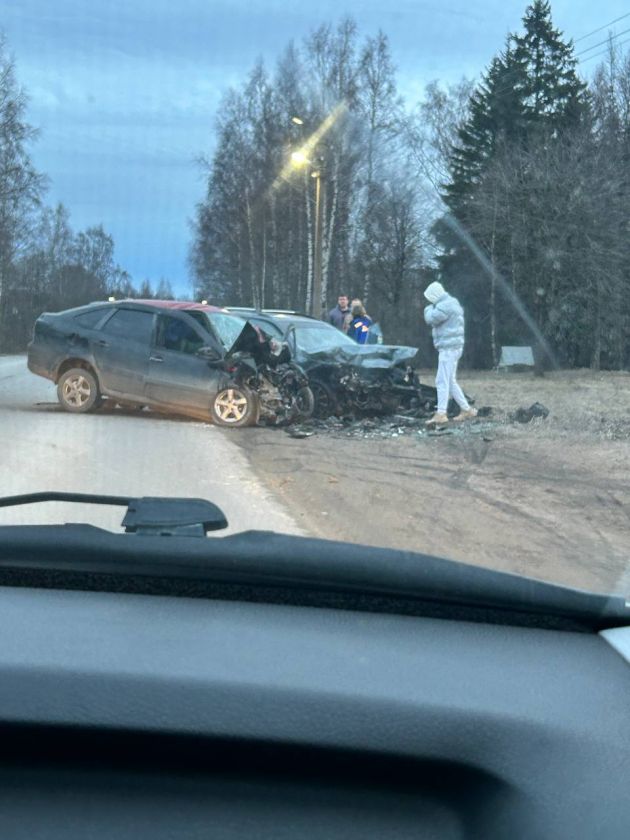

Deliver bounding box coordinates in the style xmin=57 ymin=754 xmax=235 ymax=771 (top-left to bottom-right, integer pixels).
xmin=3 ymin=1 xmax=628 ymax=295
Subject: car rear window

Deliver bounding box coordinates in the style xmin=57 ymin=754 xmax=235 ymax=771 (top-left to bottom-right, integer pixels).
xmin=101 ymin=309 xmax=154 ymax=343
xmin=73 ymin=308 xmax=112 ymax=328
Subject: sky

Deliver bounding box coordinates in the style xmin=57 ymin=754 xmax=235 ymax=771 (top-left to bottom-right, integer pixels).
xmin=3 ymin=0 xmax=629 ymax=296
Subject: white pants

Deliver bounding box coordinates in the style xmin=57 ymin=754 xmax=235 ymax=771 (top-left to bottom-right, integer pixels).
xmin=436 ymin=348 xmax=469 ymax=414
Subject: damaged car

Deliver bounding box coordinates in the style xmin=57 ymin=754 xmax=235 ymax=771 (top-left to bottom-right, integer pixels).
xmin=226 ymin=308 xmax=457 ymax=419
xmin=27 ymin=300 xmax=314 ymax=428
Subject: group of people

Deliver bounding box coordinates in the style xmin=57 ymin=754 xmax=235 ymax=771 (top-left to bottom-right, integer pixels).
xmin=327 ymin=282 xmax=477 ymax=427
xmin=327 ymin=295 xmax=377 ymax=345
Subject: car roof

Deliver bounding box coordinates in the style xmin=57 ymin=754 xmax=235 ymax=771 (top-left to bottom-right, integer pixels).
xmin=226 ymin=307 xmax=333 ymax=327
xmin=226 ymin=307 xmax=319 ymax=321
xmin=120 ymin=299 xmax=226 ymax=313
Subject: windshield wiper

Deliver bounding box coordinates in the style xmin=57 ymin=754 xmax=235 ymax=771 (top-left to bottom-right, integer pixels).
xmin=0 ymin=492 xmax=228 ymax=536
xmin=0 ymin=492 xmax=627 ymax=632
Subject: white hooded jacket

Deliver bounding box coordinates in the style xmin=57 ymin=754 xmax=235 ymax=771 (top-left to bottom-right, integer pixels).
xmin=423 ymin=283 xmax=465 ymax=351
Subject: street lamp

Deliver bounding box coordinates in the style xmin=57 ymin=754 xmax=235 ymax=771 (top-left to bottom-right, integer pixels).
xmin=290 ymin=150 xmax=308 ymax=166
xmin=291 ymin=115 xmax=304 ymax=125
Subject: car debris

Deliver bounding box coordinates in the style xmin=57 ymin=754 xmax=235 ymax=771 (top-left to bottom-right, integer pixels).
xmin=511 ymin=402 xmax=550 ymax=423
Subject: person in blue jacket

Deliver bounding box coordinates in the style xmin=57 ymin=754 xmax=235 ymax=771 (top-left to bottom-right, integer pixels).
xmin=348 ymin=301 xmax=372 ymax=345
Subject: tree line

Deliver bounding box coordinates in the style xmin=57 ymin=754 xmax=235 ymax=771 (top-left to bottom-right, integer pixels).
xmin=0 ymin=38 xmax=172 ymax=352
xmin=192 ymin=2 xmax=630 ymax=369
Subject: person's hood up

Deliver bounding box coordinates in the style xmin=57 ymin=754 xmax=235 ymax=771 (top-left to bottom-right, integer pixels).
xmin=424 ymin=281 xmax=446 ymax=304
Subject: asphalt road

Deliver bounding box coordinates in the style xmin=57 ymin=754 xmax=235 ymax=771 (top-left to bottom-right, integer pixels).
xmin=0 ymin=356 xmax=300 ymax=536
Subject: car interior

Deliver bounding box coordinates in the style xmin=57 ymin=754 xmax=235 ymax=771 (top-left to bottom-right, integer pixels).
xmin=0 ymin=493 xmax=628 ymax=839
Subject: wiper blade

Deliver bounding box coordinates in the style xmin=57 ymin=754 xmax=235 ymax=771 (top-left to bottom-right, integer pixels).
xmin=0 ymin=492 xmax=228 ymax=536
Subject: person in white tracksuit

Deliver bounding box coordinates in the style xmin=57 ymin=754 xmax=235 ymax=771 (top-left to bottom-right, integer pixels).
xmin=423 ymin=281 xmax=478 ymax=427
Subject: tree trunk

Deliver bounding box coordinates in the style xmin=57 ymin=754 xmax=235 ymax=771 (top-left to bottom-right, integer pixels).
xmin=591 ymin=292 xmax=602 ymax=371
xmin=304 ymin=170 xmax=313 ymax=314
xmin=489 ymin=196 xmax=498 ymax=368
xmin=245 ymin=194 xmax=258 ymax=308
xmin=322 ymin=155 xmax=339 ymax=314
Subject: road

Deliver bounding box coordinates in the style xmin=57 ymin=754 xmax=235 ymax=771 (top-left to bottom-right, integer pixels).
xmin=0 ymin=356 xmax=300 ymax=535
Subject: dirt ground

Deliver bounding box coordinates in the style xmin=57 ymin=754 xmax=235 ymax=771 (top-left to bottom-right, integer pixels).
xmin=233 ymin=369 xmax=630 ymax=596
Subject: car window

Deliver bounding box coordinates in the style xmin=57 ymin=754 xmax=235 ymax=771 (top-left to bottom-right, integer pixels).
xmin=101 ymin=309 xmax=154 ymax=344
xmin=155 ymin=314 xmax=205 ymax=355
xmin=206 ymin=312 xmax=248 ymax=349
xmin=74 ymin=308 xmax=113 ymax=328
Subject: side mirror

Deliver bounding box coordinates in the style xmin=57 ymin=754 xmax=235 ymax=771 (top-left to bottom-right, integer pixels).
xmin=196 ymin=345 xmax=222 ymax=362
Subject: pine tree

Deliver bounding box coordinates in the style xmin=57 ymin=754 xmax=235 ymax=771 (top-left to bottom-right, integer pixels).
xmin=436 ymin=1 xmax=591 ymax=367
xmin=511 ymin=0 xmax=588 ymax=130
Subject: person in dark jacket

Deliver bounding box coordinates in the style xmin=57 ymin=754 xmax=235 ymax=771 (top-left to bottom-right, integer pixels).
xmin=348 ymin=301 xmax=373 ymax=345
xmin=423 ymin=281 xmax=477 ymax=427
xmin=328 ymin=294 xmax=351 ymax=331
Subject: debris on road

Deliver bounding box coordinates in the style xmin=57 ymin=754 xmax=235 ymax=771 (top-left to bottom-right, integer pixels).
xmin=511 ymin=402 xmax=550 ymax=423
xmin=285 ymin=411 xmax=497 ymax=441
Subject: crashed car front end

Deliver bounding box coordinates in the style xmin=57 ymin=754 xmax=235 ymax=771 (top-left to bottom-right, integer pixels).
xmin=289 ymin=341 xmax=434 ymax=418
xmin=223 ymin=322 xmax=313 ymax=425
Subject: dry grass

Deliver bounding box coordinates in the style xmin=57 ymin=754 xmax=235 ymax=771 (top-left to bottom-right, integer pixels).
xmin=417 ymin=368 xmax=630 ymax=440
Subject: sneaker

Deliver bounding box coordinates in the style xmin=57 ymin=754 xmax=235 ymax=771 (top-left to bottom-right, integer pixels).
xmin=425 ymin=412 xmax=448 ymax=427
xmin=452 ymin=408 xmax=478 ymax=423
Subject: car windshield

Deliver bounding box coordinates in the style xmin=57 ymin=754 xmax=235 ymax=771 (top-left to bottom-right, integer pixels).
xmin=292 ymin=325 xmax=358 ymax=353
xmin=2 ymin=1 xmax=630 ymax=601
xmin=203 ymin=312 xmax=248 ymax=350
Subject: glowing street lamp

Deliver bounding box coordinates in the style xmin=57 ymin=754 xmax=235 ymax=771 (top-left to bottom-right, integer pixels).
xmin=291 ymin=115 xmax=304 ymax=125
xmin=290 ymin=149 xmax=308 ymax=166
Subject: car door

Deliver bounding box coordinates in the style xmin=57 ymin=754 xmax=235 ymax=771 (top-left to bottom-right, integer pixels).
xmin=144 ymin=312 xmax=223 ymax=411
xmin=91 ymin=307 xmax=155 ymax=397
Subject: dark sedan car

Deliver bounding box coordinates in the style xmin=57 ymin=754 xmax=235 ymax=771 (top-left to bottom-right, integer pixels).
xmin=27 ymin=300 xmax=313 ymax=427
xmin=225 ymin=308 xmax=441 ymax=418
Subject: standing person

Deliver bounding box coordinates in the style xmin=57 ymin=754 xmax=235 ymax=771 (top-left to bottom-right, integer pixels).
xmin=348 ymin=301 xmax=373 ymax=345
xmin=328 ymin=294 xmax=351 ymax=332
xmin=423 ymin=281 xmax=477 ymax=426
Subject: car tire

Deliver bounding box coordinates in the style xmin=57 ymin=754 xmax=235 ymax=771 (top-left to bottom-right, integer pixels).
xmin=57 ymin=368 xmax=102 ymax=414
xmin=310 ymin=379 xmax=338 ymax=419
xmin=211 ymin=385 xmax=259 ymax=428
xmin=295 ymin=385 xmax=315 ymax=419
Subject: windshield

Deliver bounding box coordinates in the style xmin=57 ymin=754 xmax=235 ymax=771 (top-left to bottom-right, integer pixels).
xmin=1 ymin=1 xmax=629 ymax=600
xmin=293 ymin=325 xmax=357 ymax=353
xmin=204 ymin=312 xmax=249 ymax=350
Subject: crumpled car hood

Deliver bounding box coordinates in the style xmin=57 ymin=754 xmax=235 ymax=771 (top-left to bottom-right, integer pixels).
xmin=226 ymin=321 xmax=264 ymax=357
xmin=293 ymin=343 xmax=418 ymax=370
xmin=227 ymin=320 xmax=291 ymax=366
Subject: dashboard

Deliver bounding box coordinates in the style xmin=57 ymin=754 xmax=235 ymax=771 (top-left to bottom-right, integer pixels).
xmin=0 ymin=583 xmax=629 ymax=838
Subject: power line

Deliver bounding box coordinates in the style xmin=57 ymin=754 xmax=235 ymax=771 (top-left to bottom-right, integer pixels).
xmin=574 ymin=12 xmax=630 ymax=44
xmin=465 ymin=19 xmax=630 ymax=104
xmin=575 ymin=25 xmax=630 ymax=57
xmin=579 ymin=34 xmax=630 ymax=64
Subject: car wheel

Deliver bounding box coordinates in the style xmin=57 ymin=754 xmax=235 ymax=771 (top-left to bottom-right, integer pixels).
xmin=310 ymin=379 xmax=337 ymax=419
xmin=211 ymin=385 xmax=259 ymax=428
xmin=57 ymin=368 xmax=102 ymax=413
xmin=295 ymin=385 xmax=315 ymax=419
